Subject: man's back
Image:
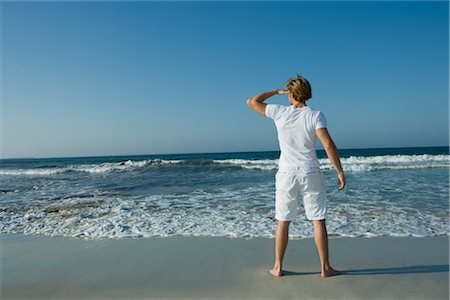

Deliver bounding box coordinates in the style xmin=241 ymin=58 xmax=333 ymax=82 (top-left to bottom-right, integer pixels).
xmin=265 ymin=104 xmax=327 ymax=169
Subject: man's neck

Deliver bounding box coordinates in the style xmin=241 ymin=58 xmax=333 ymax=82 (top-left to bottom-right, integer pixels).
xmin=293 ymin=101 xmax=307 ymax=108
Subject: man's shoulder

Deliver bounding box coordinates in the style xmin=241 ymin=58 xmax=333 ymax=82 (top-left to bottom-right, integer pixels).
xmin=306 ymin=106 xmax=322 ymax=112
xmin=307 ymin=107 xmax=325 ymax=116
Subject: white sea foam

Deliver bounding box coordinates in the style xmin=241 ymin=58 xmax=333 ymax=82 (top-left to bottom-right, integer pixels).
xmin=213 ymin=154 xmax=449 ymax=172
xmin=213 ymin=159 xmax=278 ymax=171
xmin=72 ymin=159 xmax=182 ymax=173
xmin=0 ymin=159 xmax=183 ymax=176
xmin=319 ymin=154 xmax=450 ymax=172
xmin=1 ymin=184 xmax=448 ymax=240
xmin=0 ymin=168 xmax=68 ymax=176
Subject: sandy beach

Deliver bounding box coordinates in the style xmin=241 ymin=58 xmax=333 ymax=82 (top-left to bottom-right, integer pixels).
xmin=1 ymin=233 xmax=448 ymax=299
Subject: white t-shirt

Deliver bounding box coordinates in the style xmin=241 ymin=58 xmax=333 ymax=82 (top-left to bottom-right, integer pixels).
xmin=265 ymin=104 xmax=327 ymax=169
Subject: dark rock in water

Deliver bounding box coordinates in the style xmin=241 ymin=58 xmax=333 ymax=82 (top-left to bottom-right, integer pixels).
xmin=44 ymin=207 xmax=60 ymax=213
xmin=0 ymin=189 xmax=15 ymax=194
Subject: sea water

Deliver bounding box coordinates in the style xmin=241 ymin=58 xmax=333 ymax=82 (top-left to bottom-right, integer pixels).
xmin=0 ymin=147 xmax=448 ymax=239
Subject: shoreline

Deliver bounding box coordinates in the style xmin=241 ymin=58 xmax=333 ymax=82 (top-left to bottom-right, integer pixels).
xmin=1 ymin=234 xmax=449 ymax=300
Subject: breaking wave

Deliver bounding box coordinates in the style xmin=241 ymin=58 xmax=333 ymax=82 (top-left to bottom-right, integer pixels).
xmin=0 ymin=154 xmax=448 ymax=176
xmin=0 ymin=159 xmax=183 ymax=176
xmin=214 ymin=154 xmax=449 ymax=172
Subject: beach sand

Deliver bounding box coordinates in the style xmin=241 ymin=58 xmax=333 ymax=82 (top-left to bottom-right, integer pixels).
xmin=1 ymin=234 xmax=448 ymax=300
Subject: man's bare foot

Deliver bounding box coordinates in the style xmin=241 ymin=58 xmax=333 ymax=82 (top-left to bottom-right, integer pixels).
xmin=269 ymin=268 xmax=283 ymax=277
xmin=321 ymin=267 xmax=341 ymax=278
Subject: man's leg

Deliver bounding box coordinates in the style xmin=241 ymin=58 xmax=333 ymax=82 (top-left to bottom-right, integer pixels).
xmin=270 ymin=220 xmax=290 ymax=277
xmin=313 ymin=219 xmax=340 ymax=278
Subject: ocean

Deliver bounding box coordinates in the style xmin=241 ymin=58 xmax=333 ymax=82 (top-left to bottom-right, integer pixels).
xmin=0 ymin=146 xmax=448 ymax=240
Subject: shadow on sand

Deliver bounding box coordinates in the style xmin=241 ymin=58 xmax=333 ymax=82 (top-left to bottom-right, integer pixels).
xmin=342 ymin=264 xmax=449 ymax=276
xmin=280 ymin=265 xmax=449 ymax=276
xmin=282 ymin=270 xmax=320 ymax=276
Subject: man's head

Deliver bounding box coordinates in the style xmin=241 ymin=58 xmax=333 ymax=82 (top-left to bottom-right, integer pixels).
xmin=285 ymin=75 xmax=312 ymax=104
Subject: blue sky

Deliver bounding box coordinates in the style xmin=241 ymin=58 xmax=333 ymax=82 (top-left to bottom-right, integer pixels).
xmin=1 ymin=1 xmax=448 ymax=158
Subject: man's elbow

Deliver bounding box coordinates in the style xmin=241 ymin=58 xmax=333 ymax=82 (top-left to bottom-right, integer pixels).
xmin=322 ymin=139 xmax=336 ymax=151
xmin=246 ymin=98 xmax=254 ymax=108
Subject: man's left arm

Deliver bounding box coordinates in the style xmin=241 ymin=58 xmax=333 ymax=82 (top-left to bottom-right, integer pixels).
xmin=316 ymin=128 xmax=346 ymax=191
xmin=246 ymin=89 xmax=288 ymax=116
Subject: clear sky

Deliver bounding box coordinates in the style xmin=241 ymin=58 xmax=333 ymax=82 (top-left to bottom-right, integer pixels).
xmin=1 ymin=1 xmax=448 ymax=158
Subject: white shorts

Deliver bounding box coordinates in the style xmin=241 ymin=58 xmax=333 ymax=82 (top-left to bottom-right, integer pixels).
xmin=275 ymin=167 xmax=327 ymax=221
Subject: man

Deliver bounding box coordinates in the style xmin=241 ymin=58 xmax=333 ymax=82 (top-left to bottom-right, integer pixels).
xmin=246 ymin=75 xmax=346 ymax=278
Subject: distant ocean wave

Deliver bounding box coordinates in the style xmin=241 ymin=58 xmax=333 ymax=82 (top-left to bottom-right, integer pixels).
xmin=0 ymin=154 xmax=449 ymax=176
xmin=0 ymin=159 xmax=183 ymax=176
xmin=213 ymin=159 xmax=278 ymax=170
xmin=215 ymin=154 xmax=450 ymax=172
xmin=321 ymin=154 xmax=450 ymax=172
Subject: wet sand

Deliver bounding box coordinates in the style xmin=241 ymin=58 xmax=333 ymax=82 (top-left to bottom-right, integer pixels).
xmin=1 ymin=234 xmax=448 ymax=299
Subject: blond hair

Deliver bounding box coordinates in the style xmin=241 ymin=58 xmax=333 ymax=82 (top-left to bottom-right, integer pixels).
xmin=285 ymin=75 xmax=312 ymax=102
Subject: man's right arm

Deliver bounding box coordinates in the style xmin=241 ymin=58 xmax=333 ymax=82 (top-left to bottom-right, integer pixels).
xmin=246 ymin=89 xmax=288 ymax=117
xmin=316 ymin=128 xmax=346 ymax=191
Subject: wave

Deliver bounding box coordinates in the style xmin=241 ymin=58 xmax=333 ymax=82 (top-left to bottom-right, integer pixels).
xmin=0 ymin=168 xmax=69 ymax=176
xmin=213 ymin=154 xmax=449 ymax=172
xmin=72 ymin=159 xmax=183 ymax=173
xmin=0 ymin=159 xmax=183 ymax=176
xmin=213 ymin=159 xmax=278 ymax=171
xmin=1 ymin=154 xmax=448 ymax=176
xmin=323 ymin=154 xmax=450 ymax=172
